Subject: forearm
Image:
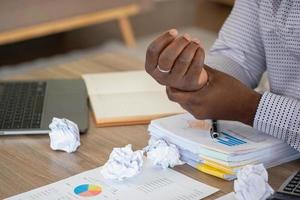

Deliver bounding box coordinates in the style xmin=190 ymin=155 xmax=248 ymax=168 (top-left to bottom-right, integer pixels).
xmin=254 ymin=92 xmax=300 ymax=152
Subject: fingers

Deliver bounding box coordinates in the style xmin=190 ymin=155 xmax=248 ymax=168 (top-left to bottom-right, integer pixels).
xmin=146 ymin=30 xmax=207 ymax=91
xmin=157 ymin=34 xmax=191 ymax=73
xmin=184 ymin=47 xmax=207 ymax=89
xmin=145 ymin=29 xmax=178 ymax=74
xmin=171 ymin=40 xmax=200 ymax=77
xmin=166 ymin=87 xmax=191 ymax=104
xmin=186 ymin=46 xmax=205 ymax=77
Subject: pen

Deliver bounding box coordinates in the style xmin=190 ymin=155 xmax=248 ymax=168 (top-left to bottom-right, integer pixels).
xmin=210 ymin=120 xmax=220 ymax=139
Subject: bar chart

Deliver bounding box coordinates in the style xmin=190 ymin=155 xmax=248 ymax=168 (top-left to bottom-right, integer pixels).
xmin=216 ymin=132 xmax=247 ymax=146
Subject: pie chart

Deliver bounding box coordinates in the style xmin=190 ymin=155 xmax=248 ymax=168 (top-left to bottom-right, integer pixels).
xmin=74 ymin=184 xmax=102 ymax=197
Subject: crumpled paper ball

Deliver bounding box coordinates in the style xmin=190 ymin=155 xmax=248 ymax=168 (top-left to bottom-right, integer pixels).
xmin=101 ymin=144 xmax=144 ymax=181
xmin=49 ymin=117 xmax=80 ymax=153
xmin=144 ymin=138 xmax=184 ymax=169
xmin=234 ymin=164 xmax=274 ymax=200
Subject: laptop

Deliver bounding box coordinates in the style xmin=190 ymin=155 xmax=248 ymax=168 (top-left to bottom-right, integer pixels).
xmin=0 ymin=79 xmax=89 ymax=135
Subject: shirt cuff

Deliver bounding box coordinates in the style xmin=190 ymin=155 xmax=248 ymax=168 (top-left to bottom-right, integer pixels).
xmin=205 ymin=54 xmax=256 ymax=88
xmin=253 ymin=92 xmax=300 ymax=151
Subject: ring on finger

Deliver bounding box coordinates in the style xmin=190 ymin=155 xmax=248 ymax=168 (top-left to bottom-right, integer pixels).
xmin=157 ymin=65 xmax=171 ymax=73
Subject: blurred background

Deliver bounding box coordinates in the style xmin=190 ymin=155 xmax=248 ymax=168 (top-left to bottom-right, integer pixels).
xmin=0 ymin=0 xmax=233 ymax=76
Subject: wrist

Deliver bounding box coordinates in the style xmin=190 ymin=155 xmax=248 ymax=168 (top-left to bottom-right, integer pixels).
xmin=241 ymin=91 xmax=262 ymax=126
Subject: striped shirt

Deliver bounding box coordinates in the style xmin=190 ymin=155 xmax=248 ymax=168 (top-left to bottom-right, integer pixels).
xmin=205 ymin=0 xmax=300 ymax=151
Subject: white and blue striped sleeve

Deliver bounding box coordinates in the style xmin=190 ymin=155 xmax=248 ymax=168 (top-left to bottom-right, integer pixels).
xmin=205 ymin=0 xmax=266 ymax=89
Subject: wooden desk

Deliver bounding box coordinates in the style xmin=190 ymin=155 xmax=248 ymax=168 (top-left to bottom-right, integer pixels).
xmin=0 ymin=53 xmax=299 ymax=199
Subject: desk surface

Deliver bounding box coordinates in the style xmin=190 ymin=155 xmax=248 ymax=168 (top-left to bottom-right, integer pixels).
xmin=0 ymin=53 xmax=299 ymax=200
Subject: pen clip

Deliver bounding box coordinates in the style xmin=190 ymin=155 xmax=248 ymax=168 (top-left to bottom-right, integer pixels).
xmin=210 ymin=120 xmax=220 ymax=139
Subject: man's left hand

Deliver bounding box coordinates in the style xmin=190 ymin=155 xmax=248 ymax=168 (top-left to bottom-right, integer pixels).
xmin=166 ymin=66 xmax=262 ymax=126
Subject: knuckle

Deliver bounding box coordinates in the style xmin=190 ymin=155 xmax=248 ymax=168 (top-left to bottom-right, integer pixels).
xmin=197 ymin=46 xmax=205 ymax=54
xmin=191 ymin=58 xmax=203 ymax=68
xmin=153 ymin=73 xmax=166 ymax=85
xmin=177 ymin=56 xmax=190 ymax=66
xmin=145 ymin=65 xmax=152 ymax=74
xmin=152 ymin=74 xmax=164 ymax=85
xmin=157 ymin=78 xmax=167 ymax=85
xmin=190 ymin=42 xmax=200 ymax=48
xmin=158 ymin=59 xmax=173 ymax=68
xmin=197 ymin=47 xmax=205 ymax=59
xmin=159 ymin=52 xmax=175 ymax=66
xmin=147 ymin=43 xmax=159 ymax=56
xmin=179 ymin=35 xmax=190 ymax=43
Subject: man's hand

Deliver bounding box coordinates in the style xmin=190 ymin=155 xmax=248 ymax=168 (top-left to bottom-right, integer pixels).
xmin=145 ymin=29 xmax=261 ymax=125
xmin=166 ymin=66 xmax=262 ymax=126
xmin=145 ymin=29 xmax=208 ymax=91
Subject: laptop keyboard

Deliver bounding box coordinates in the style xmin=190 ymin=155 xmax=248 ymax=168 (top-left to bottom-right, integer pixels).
xmin=281 ymin=171 xmax=300 ymax=196
xmin=0 ymin=81 xmax=46 ymax=129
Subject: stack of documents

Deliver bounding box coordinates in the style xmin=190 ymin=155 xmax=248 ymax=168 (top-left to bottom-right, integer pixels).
xmin=148 ymin=113 xmax=300 ymax=180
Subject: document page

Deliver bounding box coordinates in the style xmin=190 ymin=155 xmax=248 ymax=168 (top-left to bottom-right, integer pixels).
xmin=149 ymin=113 xmax=286 ymax=156
xmin=6 ymin=160 xmax=218 ymax=200
xmin=216 ymin=192 xmax=236 ymax=200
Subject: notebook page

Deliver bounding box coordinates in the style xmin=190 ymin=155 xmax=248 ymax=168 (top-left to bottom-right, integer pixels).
xmin=82 ymin=71 xmax=163 ymax=95
xmin=89 ymin=91 xmax=184 ymax=120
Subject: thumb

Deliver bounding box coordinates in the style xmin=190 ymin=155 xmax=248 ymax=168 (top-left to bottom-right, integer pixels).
xmin=198 ymin=67 xmax=208 ymax=88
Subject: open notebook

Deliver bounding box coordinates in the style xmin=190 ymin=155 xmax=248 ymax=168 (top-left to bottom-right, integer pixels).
xmin=82 ymin=71 xmax=184 ymax=127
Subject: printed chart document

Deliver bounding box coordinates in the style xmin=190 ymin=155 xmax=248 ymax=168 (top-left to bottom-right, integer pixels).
xmin=82 ymin=71 xmax=184 ymax=127
xmin=6 ymin=160 xmax=218 ymax=200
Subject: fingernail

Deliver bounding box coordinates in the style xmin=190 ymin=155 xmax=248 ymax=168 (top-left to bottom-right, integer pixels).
xmin=183 ymin=33 xmax=191 ymax=41
xmin=169 ymin=29 xmax=178 ymax=37
xmin=192 ymin=38 xmax=201 ymax=44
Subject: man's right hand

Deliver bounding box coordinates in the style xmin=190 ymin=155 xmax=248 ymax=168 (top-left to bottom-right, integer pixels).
xmin=145 ymin=29 xmax=208 ymax=91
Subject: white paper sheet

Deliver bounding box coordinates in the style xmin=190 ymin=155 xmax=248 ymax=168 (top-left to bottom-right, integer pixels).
xmin=148 ymin=113 xmax=300 ymax=162
xmin=6 ymin=159 xmax=218 ymax=200
xmin=216 ymin=192 xmax=236 ymax=200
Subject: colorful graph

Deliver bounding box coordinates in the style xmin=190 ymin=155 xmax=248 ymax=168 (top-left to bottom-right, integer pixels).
xmin=216 ymin=132 xmax=247 ymax=146
xmin=74 ymin=184 xmax=102 ymax=197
